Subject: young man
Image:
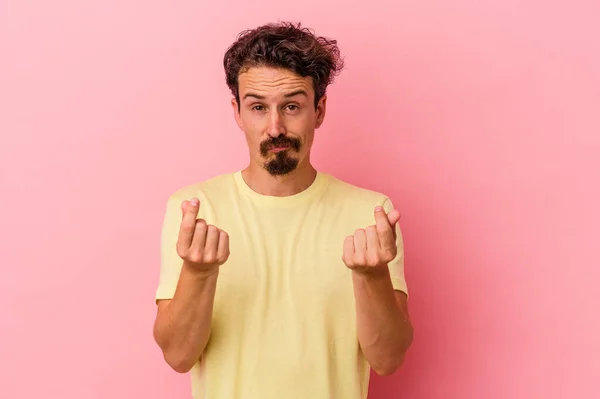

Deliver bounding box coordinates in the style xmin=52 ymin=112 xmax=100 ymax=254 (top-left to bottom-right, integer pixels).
xmin=153 ymin=22 xmax=413 ymax=399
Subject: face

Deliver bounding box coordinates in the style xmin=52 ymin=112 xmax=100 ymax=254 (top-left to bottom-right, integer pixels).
xmin=232 ymin=66 xmax=327 ymax=176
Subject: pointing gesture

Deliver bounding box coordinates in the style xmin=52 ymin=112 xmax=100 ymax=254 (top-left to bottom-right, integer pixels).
xmin=177 ymin=198 xmax=230 ymax=274
xmin=342 ymin=206 xmax=401 ymax=275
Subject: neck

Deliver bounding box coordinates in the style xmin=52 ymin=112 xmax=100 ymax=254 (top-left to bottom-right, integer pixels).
xmin=241 ymin=160 xmax=317 ymax=197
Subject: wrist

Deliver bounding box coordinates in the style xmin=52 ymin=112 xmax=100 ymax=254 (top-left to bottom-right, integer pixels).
xmin=182 ymin=261 xmax=220 ymax=281
xmin=351 ymin=266 xmax=390 ymax=281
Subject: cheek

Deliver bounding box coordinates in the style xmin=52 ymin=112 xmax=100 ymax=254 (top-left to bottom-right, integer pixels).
xmin=298 ymin=118 xmax=316 ymax=139
xmin=243 ymin=112 xmax=270 ymax=132
xmin=241 ymin=125 xmax=265 ymax=149
xmin=289 ymin=114 xmax=315 ymax=134
xmin=304 ymin=134 xmax=315 ymax=149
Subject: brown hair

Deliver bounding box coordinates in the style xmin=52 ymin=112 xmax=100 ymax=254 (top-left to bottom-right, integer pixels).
xmin=223 ymin=21 xmax=345 ymax=109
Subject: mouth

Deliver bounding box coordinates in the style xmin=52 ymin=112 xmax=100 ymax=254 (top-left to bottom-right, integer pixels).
xmin=269 ymin=146 xmax=290 ymax=152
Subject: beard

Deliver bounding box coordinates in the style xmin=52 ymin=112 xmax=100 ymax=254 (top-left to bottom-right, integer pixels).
xmin=260 ymin=136 xmax=302 ymax=176
xmin=264 ymin=151 xmax=299 ymax=176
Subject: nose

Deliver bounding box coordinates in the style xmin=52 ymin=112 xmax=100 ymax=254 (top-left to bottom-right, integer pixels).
xmin=266 ymin=109 xmax=286 ymax=138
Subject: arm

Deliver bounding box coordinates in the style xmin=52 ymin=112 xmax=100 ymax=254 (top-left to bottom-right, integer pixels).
xmin=153 ymin=197 xmax=229 ymax=373
xmin=343 ymin=204 xmax=413 ymax=375
xmin=352 ymin=270 xmax=413 ymax=375
xmin=153 ymin=264 xmax=219 ymax=373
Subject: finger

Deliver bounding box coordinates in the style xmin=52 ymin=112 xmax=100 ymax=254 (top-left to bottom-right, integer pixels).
xmin=217 ymin=230 xmax=229 ymax=262
xmin=387 ymin=209 xmax=401 ymax=228
xmin=374 ymin=206 xmax=395 ymax=248
xmin=387 ymin=209 xmax=401 ymax=242
xmin=204 ymin=225 xmax=220 ymax=260
xmin=374 ymin=206 xmax=393 ymax=234
xmin=178 ymin=198 xmax=200 ymax=248
xmin=343 ymin=235 xmax=355 ymax=265
xmin=181 ymin=200 xmax=189 ymax=216
xmin=353 ymin=229 xmax=367 ymax=254
xmin=365 ymin=225 xmax=380 ymax=251
xmin=190 ymin=218 xmax=208 ymax=253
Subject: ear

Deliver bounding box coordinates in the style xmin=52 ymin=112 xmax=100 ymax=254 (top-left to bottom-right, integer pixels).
xmin=315 ymin=95 xmax=327 ymax=129
xmin=231 ymin=97 xmax=243 ymax=130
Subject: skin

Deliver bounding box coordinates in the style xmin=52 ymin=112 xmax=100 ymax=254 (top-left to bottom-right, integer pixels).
xmin=153 ymin=199 xmax=228 ymax=373
xmin=232 ymin=65 xmax=326 ymax=196
xmin=153 ymin=66 xmax=413 ymax=375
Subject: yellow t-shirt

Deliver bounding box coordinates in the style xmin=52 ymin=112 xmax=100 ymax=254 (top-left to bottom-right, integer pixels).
xmin=156 ymin=170 xmax=408 ymax=399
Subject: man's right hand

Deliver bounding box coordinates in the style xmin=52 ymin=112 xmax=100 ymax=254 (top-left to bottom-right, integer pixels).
xmin=154 ymin=197 xmax=226 ymax=373
xmin=176 ymin=198 xmax=230 ymax=275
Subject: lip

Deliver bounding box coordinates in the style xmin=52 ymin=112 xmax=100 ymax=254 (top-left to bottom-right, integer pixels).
xmin=270 ymin=146 xmax=289 ymax=152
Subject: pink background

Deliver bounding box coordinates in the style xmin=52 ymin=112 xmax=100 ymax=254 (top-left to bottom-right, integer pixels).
xmin=1 ymin=1 xmax=599 ymax=398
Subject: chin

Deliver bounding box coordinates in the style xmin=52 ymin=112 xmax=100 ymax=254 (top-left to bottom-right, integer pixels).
xmin=264 ymin=153 xmax=299 ymax=176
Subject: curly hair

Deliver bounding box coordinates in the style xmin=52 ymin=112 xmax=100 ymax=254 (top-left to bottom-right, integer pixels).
xmin=223 ymin=21 xmax=345 ymax=109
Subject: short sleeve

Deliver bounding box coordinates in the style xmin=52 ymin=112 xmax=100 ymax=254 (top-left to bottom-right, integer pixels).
xmin=382 ymin=197 xmax=408 ymax=297
xmin=155 ymin=195 xmax=185 ymax=301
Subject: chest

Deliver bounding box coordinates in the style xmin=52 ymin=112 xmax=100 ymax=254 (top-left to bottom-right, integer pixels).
xmin=207 ymin=199 xmax=373 ymax=318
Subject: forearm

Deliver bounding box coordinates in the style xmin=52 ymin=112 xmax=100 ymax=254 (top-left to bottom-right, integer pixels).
xmin=352 ymin=269 xmax=413 ymax=376
xmin=153 ymin=262 xmax=219 ymax=373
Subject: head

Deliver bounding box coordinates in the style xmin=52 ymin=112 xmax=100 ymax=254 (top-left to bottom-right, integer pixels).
xmin=224 ymin=22 xmax=344 ymax=176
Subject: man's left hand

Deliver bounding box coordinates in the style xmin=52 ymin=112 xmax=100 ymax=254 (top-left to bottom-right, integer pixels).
xmin=342 ymin=206 xmax=401 ymax=275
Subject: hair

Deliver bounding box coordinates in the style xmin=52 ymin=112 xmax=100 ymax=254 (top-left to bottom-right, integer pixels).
xmin=223 ymin=21 xmax=345 ymax=109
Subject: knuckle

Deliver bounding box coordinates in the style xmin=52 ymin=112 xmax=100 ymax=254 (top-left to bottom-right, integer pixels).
xmin=382 ymin=247 xmax=396 ymax=259
xmin=204 ymin=249 xmax=217 ymax=261
xmin=181 ymin=224 xmax=194 ymax=234
xmin=367 ymin=254 xmax=379 ymax=267
xmin=219 ymin=252 xmax=230 ymax=263
xmin=203 ymin=255 xmax=215 ymax=264
xmin=346 ymin=258 xmax=355 ymax=267
xmin=188 ymin=252 xmax=203 ymax=264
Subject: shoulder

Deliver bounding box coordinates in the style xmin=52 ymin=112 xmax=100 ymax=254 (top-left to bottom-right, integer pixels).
xmin=323 ymin=172 xmax=392 ymax=207
xmin=164 ymin=172 xmax=236 ymax=204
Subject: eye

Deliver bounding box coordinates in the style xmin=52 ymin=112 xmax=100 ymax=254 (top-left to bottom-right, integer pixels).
xmin=252 ymin=105 xmax=265 ymax=111
xmin=286 ymin=104 xmax=299 ymax=111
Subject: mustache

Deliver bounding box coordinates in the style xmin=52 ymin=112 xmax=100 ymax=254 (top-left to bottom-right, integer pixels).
xmin=260 ymin=136 xmax=301 ymax=155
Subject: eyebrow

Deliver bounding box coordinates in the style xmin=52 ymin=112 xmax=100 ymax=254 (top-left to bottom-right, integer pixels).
xmin=243 ymin=90 xmax=309 ymax=101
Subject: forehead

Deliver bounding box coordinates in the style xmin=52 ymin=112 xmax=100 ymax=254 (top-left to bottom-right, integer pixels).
xmin=238 ymin=66 xmax=313 ymax=100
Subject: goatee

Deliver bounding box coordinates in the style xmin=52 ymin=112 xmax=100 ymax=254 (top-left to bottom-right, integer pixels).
xmin=264 ymin=151 xmax=299 ymax=176
xmin=260 ymin=136 xmax=302 ymax=176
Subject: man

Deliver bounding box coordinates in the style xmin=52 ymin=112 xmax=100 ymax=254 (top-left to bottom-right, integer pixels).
xmin=153 ymin=21 xmax=413 ymax=399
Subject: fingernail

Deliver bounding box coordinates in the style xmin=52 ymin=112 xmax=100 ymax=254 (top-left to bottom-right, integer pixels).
xmin=191 ymin=198 xmax=199 ymax=206
xmin=375 ymin=206 xmax=383 ymax=212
